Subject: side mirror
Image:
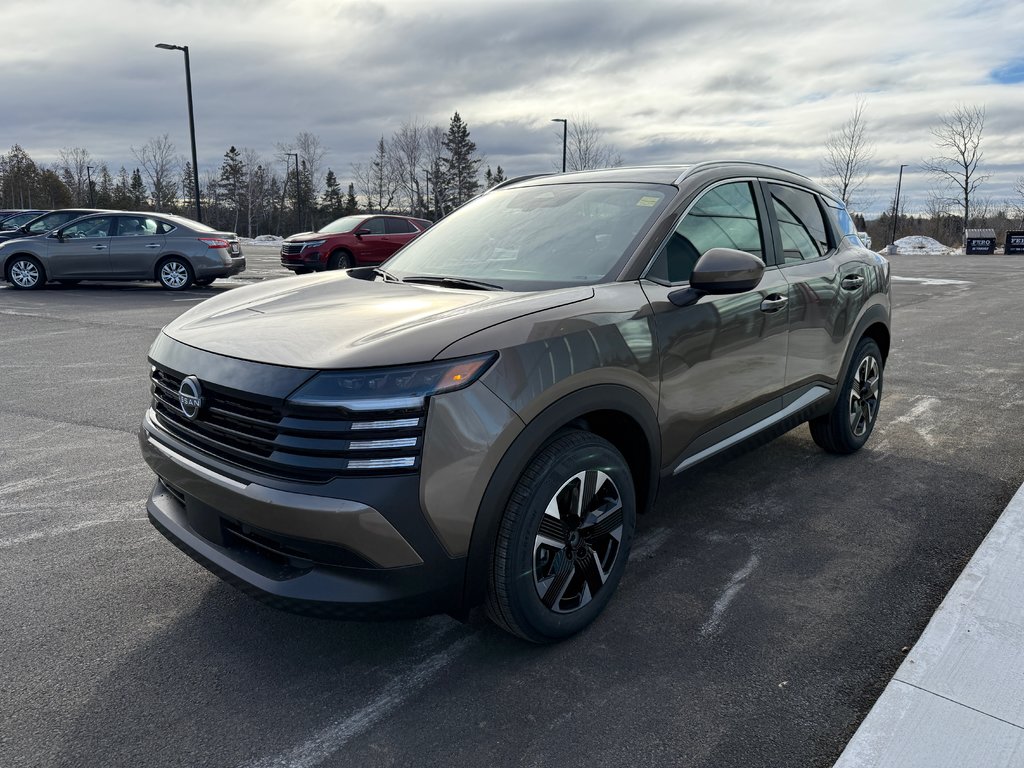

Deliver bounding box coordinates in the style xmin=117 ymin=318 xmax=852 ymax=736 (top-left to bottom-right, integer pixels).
xmin=354 ymin=228 xmax=371 ymax=237
xmin=668 ymin=248 xmax=765 ymax=307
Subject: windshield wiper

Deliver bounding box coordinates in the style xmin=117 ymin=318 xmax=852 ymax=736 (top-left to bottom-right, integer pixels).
xmin=372 ymin=267 xmax=403 ymax=283
xmin=402 ymin=275 xmax=502 ymax=291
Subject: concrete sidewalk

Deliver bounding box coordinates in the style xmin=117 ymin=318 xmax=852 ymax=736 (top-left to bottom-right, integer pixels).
xmin=834 ymin=482 xmax=1024 ymax=767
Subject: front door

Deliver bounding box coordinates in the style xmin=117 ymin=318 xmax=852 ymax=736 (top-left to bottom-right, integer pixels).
xmin=639 ymin=180 xmax=790 ymax=469
xmin=47 ymin=215 xmax=114 ymax=279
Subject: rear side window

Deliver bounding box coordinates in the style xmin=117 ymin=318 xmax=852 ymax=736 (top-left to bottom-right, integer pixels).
xmin=769 ymin=184 xmax=830 ymax=263
xmin=647 ymin=181 xmax=764 ymax=284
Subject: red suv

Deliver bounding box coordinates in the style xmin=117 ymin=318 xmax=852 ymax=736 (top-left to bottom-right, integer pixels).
xmin=280 ymin=214 xmax=432 ymax=274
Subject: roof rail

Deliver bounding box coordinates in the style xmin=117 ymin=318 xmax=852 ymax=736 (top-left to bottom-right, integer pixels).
xmin=673 ymin=161 xmax=815 ymax=185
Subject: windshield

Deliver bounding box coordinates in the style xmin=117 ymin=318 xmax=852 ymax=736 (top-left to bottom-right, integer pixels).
xmin=318 ymin=215 xmax=367 ymax=234
xmin=385 ymin=183 xmax=671 ymax=290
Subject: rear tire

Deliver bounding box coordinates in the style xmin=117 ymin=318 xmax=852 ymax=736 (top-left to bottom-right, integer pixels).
xmin=6 ymin=256 xmax=46 ymax=289
xmin=327 ymin=250 xmax=352 ymax=270
xmin=157 ymin=258 xmax=194 ymax=291
xmin=486 ymin=430 xmax=636 ymax=643
xmin=810 ymin=337 xmax=883 ymax=454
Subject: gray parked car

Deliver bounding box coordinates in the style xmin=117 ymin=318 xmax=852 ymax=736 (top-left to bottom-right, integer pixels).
xmin=1 ymin=212 xmax=245 ymax=290
xmin=140 ymin=162 xmax=890 ymax=641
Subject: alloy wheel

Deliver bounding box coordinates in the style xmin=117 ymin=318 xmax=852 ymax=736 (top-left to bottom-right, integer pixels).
xmin=533 ymin=469 xmax=624 ymax=614
xmin=849 ymin=354 xmax=881 ymax=437
xmin=10 ymin=259 xmax=40 ymax=288
xmin=160 ymin=261 xmax=188 ymax=289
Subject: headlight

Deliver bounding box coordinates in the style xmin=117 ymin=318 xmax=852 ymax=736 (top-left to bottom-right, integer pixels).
xmin=287 ymin=353 xmax=497 ymax=411
xmin=300 ymin=239 xmax=326 ymax=249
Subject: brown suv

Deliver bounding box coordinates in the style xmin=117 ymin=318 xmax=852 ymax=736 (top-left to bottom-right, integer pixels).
xmin=140 ymin=163 xmax=890 ymax=642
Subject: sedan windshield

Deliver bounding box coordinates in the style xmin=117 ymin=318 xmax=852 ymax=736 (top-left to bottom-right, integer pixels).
xmin=385 ymin=183 xmax=671 ymax=290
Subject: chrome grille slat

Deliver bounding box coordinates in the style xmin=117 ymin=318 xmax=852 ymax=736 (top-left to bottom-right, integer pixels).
xmin=150 ymin=366 xmax=425 ymax=480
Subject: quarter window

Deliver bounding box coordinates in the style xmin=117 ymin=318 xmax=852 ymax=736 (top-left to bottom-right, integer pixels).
xmin=647 ymin=181 xmax=764 ymax=284
xmin=769 ymin=185 xmax=830 ymax=263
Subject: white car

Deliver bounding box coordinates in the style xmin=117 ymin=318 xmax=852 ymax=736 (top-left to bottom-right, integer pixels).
xmin=858 ymin=231 xmax=872 ymax=249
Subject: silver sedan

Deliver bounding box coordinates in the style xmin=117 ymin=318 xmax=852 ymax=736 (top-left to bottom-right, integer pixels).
xmin=0 ymin=211 xmax=245 ymax=290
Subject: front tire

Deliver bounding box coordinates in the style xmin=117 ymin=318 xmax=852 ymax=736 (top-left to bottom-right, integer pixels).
xmin=810 ymin=337 xmax=883 ymax=454
xmin=157 ymin=258 xmax=194 ymax=291
xmin=327 ymin=250 xmax=352 ymax=270
xmin=487 ymin=430 xmax=636 ymax=643
xmin=6 ymin=256 xmax=46 ymax=290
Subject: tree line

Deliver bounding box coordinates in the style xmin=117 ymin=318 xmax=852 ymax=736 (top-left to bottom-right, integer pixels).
xmin=0 ymin=111 xmax=523 ymax=237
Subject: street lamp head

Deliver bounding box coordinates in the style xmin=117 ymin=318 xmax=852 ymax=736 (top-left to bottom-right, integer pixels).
xmin=551 ymin=118 xmax=566 ymax=124
xmin=155 ymin=43 xmax=181 ymax=51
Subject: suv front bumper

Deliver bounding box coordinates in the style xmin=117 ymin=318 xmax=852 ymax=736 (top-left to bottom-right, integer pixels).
xmin=140 ymin=416 xmax=465 ymax=619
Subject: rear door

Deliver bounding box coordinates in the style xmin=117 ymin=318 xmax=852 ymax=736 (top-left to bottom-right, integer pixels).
xmin=762 ymin=182 xmax=861 ymax=387
xmin=380 ymin=217 xmax=420 ymax=259
xmin=640 ymin=179 xmax=790 ymax=468
xmin=108 ymin=215 xmax=166 ymax=277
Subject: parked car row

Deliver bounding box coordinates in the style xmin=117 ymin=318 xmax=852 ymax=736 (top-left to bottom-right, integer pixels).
xmin=0 ymin=209 xmax=245 ymax=290
xmin=280 ymin=214 xmax=433 ymax=274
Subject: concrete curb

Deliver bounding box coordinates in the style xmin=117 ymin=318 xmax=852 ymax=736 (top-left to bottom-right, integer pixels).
xmin=834 ymin=481 xmax=1024 ymax=766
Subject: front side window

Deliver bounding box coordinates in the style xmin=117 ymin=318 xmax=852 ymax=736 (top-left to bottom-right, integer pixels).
xmin=63 ymin=217 xmax=112 ymax=239
xmin=769 ymin=184 xmax=830 ymax=263
xmin=30 ymin=211 xmax=79 ymax=234
xmin=646 ymin=181 xmax=764 ymax=284
xmin=385 ymin=182 xmax=671 ymax=290
xmin=361 ymin=218 xmax=386 ymax=235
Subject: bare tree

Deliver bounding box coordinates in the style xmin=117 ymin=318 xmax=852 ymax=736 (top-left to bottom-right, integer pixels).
xmin=820 ymin=98 xmax=874 ymax=209
xmin=132 ymin=134 xmax=178 ymax=211
xmin=390 ymin=119 xmax=426 ymax=216
xmin=1008 ymin=176 xmax=1024 ymax=227
xmin=57 ymin=147 xmax=93 ymax=206
xmin=922 ymin=104 xmax=989 ymax=233
xmin=561 ymin=114 xmax=623 ymax=172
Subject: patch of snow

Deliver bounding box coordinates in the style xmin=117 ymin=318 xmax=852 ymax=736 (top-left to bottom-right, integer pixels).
xmin=239 ymin=234 xmax=284 ymax=245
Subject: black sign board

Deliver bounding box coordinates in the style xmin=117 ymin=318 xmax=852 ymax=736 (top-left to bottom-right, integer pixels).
xmin=1006 ymin=231 xmax=1024 ymax=255
xmin=965 ymin=236 xmax=996 ymax=255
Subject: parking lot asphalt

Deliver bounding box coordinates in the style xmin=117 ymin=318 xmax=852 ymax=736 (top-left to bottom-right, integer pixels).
xmin=1 ymin=252 xmax=1023 ymax=768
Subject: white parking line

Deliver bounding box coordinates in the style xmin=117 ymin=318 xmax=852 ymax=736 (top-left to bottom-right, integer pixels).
xmin=245 ymin=634 xmax=474 ymax=768
xmin=699 ymin=554 xmax=759 ymax=638
xmin=0 ymin=517 xmax=149 ymax=549
xmin=891 ymin=276 xmax=973 ymax=286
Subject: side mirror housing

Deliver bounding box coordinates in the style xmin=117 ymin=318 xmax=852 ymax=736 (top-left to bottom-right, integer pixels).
xmin=667 ymin=248 xmax=765 ymax=307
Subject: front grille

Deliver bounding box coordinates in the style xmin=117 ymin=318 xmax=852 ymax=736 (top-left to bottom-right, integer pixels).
xmin=281 ymin=243 xmax=305 ymax=256
xmin=150 ymin=367 xmax=424 ymax=482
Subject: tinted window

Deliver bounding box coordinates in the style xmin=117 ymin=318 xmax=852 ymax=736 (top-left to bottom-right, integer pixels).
xmin=385 ymin=217 xmax=416 ymax=234
xmin=769 ymin=185 xmax=830 ymax=263
xmin=28 ymin=211 xmax=80 ymax=234
xmin=63 ymin=216 xmax=112 ymax=238
xmin=361 ymin=218 xmax=386 ymax=235
xmin=156 ymin=221 xmax=176 ymax=235
xmin=647 ymin=181 xmax=764 ymax=284
xmin=824 ymin=200 xmax=860 ymax=245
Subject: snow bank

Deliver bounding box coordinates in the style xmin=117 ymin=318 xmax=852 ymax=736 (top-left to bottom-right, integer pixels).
xmin=239 ymin=234 xmax=284 ymax=245
xmin=890 ymin=236 xmax=953 ymax=255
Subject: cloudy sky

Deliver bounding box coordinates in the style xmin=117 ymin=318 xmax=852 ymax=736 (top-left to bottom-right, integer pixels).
xmin=5 ymin=0 xmax=1024 ymax=215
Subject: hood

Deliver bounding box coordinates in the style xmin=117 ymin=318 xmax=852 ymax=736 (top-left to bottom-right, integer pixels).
xmin=162 ymin=271 xmax=593 ymax=369
xmin=284 ymin=231 xmax=322 ymax=242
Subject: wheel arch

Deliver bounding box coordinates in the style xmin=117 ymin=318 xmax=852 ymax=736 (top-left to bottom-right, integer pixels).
xmin=328 ymin=247 xmax=354 ymax=268
xmin=460 ymin=384 xmax=660 ymax=612
xmin=4 ymin=252 xmax=47 ymax=284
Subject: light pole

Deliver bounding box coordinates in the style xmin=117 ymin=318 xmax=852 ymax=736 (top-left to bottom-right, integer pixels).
xmin=890 ymin=164 xmax=908 ymax=247
xmin=551 ymin=118 xmax=567 ymax=173
xmin=286 ymin=153 xmax=301 ymax=233
xmin=85 ymin=165 xmax=95 ymax=207
xmin=155 ymin=42 xmax=202 ymax=223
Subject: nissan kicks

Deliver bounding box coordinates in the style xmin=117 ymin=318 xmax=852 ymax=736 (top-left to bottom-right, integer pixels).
xmin=140 ymin=162 xmax=890 ymax=642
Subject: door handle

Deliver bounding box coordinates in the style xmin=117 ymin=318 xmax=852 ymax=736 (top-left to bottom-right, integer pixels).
xmin=92 ymin=244 xmax=107 ymax=250
xmin=759 ymin=294 xmax=788 ymax=313
xmin=841 ymin=274 xmax=865 ymax=290
xmin=145 ymin=243 xmax=161 ymax=249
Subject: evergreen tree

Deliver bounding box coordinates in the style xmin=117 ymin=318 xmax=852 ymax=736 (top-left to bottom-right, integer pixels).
xmin=111 ymin=166 xmax=133 ymax=209
xmin=321 ymin=169 xmax=343 ymax=220
xmin=180 ymin=162 xmax=196 ymax=219
xmin=484 ymin=165 xmax=507 ymax=189
xmin=96 ymin=165 xmax=114 ymax=208
xmin=442 ymin=112 xmax=481 ymax=209
xmin=219 ymin=146 xmax=245 ymax=232
xmin=344 ymin=183 xmax=359 ymax=216
xmin=129 ymin=168 xmax=147 ymax=208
